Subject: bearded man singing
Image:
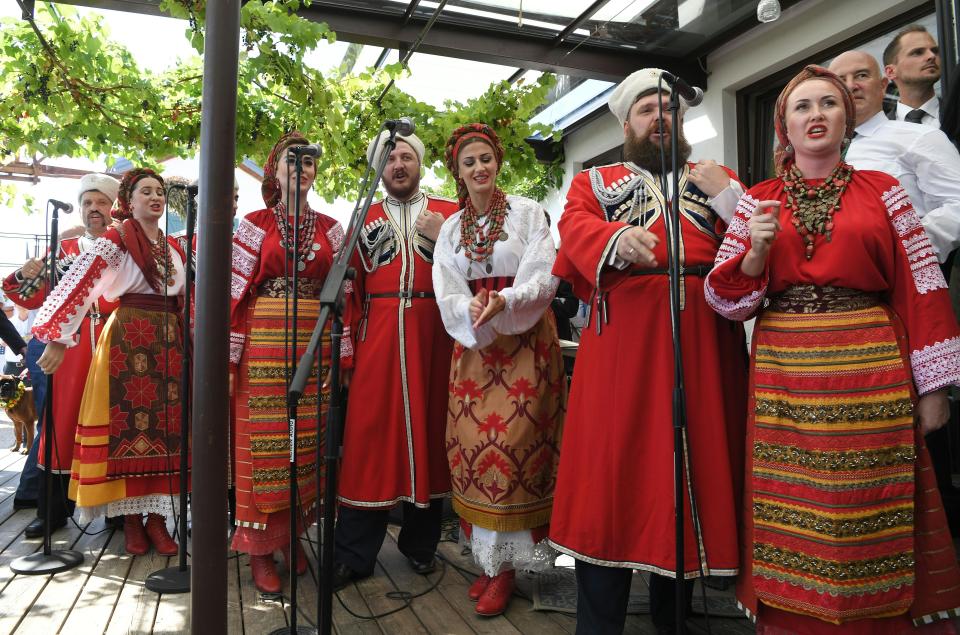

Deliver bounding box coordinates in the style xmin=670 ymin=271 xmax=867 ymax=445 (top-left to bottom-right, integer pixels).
xmin=550 ymin=69 xmax=750 ymax=635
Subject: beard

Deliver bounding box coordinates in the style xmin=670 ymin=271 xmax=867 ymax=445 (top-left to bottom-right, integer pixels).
xmin=623 ymin=124 xmax=691 ymax=174
xmin=383 ymin=168 xmax=421 ymax=202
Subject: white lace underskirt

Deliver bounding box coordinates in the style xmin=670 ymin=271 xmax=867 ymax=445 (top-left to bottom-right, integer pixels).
xmin=467 ymin=525 xmax=556 ymax=577
xmin=77 ymin=494 xmax=180 ymax=525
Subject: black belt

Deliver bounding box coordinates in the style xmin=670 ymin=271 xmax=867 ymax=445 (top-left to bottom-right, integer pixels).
xmin=365 ymin=291 xmax=436 ymax=300
xmin=629 ymin=264 xmax=712 ymax=277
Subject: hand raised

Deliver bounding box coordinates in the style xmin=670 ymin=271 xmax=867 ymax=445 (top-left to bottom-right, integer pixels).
xmin=687 ymin=160 xmax=731 ymax=198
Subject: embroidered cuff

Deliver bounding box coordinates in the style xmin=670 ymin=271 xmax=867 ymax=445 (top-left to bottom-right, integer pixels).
xmin=911 ymin=336 xmax=960 ymax=395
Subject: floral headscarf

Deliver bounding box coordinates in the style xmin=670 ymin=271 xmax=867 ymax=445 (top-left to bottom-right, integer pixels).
xmin=773 ymin=65 xmax=856 ymax=176
xmin=444 ymin=123 xmax=505 ymax=206
xmin=261 ymin=131 xmax=310 ymax=208
xmin=114 ymin=167 xmax=164 ymax=221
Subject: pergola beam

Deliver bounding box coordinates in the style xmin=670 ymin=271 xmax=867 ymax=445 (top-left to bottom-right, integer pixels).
xmin=298 ymin=4 xmax=705 ymax=83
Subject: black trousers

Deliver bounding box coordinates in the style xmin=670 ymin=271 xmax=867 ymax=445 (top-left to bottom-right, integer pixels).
xmin=574 ymin=560 xmax=693 ymax=635
xmin=334 ymin=499 xmax=443 ymax=577
xmin=37 ymin=471 xmax=75 ymax=523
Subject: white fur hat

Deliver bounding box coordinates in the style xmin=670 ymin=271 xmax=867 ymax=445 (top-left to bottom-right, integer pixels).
xmin=608 ymin=68 xmax=689 ymax=127
xmin=366 ymin=131 xmax=425 ymax=167
xmin=77 ymin=173 xmax=121 ymax=204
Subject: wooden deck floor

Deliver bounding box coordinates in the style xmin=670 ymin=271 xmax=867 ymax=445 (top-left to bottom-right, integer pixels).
xmin=0 ymin=421 xmax=753 ymax=634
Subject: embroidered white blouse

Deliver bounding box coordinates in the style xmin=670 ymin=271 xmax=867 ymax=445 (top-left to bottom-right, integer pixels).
xmin=433 ymin=194 xmax=560 ymax=350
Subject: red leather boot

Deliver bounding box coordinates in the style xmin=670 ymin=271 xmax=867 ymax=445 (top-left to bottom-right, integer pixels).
xmin=124 ymin=515 xmax=149 ymax=556
xmin=281 ymin=540 xmax=309 ymax=576
xmin=468 ymin=574 xmax=491 ymax=601
xmin=250 ymin=554 xmax=282 ymax=593
xmin=475 ymin=569 xmax=515 ymax=616
xmin=145 ymin=514 xmax=178 ymax=556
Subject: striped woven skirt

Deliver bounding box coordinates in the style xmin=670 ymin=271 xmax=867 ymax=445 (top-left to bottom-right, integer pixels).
xmin=740 ymin=289 xmax=960 ymax=630
xmin=233 ymin=289 xmax=330 ymax=542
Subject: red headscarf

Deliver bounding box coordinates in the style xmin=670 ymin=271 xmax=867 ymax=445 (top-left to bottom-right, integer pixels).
xmin=115 ymin=167 xmax=167 ymax=292
xmin=261 ymin=130 xmax=310 ymax=208
xmin=444 ymin=123 xmax=505 ymax=206
xmin=773 ymin=65 xmax=856 ymax=176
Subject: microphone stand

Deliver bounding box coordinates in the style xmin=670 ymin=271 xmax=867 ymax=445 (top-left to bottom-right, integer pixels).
xmin=146 ymin=185 xmax=197 ymax=594
xmin=287 ymin=125 xmax=399 ymax=635
xmin=660 ymin=84 xmax=689 ymax=634
xmin=269 ymin=152 xmax=314 ymax=635
xmin=11 ymin=201 xmax=84 ymax=576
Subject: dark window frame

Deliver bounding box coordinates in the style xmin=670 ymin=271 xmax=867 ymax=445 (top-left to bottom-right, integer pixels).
xmin=735 ymin=1 xmax=939 ymax=186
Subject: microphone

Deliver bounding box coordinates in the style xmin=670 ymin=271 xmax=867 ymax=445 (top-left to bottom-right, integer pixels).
xmin=384 ymin=117 xmax=415 ymax=136
xmin=49 ymin=199 xmax=74 ymax=213
xmin=288 ymin=144 xmax=322 ymax=157
xmin=660 ymin=71 xmax=704 ymax=107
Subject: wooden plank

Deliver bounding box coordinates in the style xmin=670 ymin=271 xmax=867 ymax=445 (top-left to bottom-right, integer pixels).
xmin=104 ymin=549 xmax=165 ymax=634
xmin=434 ymin=540 xmax=521 ymax=635
xmin=226 ymin=548 xmax=244 ymax=635
xmin=0 ymin=516 xmax=85 ymax=633
xmin=18 ymin=521 xmax=113 ymax=633
xmin=353 ymin=561 xmax=426 ymax=634
xmin=59 ymin=529 xmax=132 ymax=634
xmin=235 ymin=551 xmax=289 ymax=633
xmin=291 ymin=538 xmax=320 ymax=632
xmin=331 ymin=570 xmax=385 ymax=635
xmin=378 ymin=531 xmax=474 ymax=634
xmin=152 ymin=565 xmax=192 ymax=634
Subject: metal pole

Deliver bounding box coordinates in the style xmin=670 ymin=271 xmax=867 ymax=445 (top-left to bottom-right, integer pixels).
xmin=190 ymin=3 xmax=240 ymax=633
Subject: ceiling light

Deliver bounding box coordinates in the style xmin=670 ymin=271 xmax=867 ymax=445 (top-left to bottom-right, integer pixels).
xmin=757 ymin=0 xmax=781 ymax=23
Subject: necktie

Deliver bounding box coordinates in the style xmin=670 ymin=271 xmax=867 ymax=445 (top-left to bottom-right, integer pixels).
xmin=905 ymin=108 xmax=926 ymax=124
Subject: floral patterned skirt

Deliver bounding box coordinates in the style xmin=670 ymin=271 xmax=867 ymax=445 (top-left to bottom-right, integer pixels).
xmin=69 ymin=294 xmax=186 ymax=519
xmin=446 ymin=311 xmax=565 ymax=532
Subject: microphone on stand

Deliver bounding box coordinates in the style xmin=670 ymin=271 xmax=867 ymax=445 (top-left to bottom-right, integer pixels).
xmin=384 ymin=117 xmax=415 ymax=136
xmin=659 ymin=71 xmax=704 ymax=107
xmin=49 ymin=199 xmax=74 ymax=213
xmin=288 ymin=144 xmax=322 ymax=157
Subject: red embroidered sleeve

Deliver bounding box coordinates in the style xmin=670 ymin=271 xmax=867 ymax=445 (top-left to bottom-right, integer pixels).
xmin=32 ymin=232 xmax=124 ymax=344
xmin=229 ymin=215 xmax=266 ymax=364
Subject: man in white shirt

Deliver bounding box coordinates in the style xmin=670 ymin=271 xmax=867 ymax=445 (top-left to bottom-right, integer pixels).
xmin=828 ymin=50 xmax=960 ymax=273
xmin=883 ymin=24 xmax=941 ymax=126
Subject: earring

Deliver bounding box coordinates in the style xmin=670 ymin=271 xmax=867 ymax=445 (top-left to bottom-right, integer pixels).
xmin=841 ymin=137 xmax=850 ymax=149
xmin=784 ymin=143 xmax=794 ymax=154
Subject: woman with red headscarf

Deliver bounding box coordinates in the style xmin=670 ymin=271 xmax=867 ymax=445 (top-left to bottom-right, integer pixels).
xmin=432 ymin=123 xmax=566 ymax=617
xmin=706 ymin=66 xmax=960 ymax=633
xmin=229 ymin=131 xmax=352 ymax=594
xmin=33 ymin=167 xmax=187 ymax=557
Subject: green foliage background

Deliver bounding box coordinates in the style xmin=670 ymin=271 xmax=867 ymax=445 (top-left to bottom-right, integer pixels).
xmin=0 ymin=1 xmax=563 ymax=205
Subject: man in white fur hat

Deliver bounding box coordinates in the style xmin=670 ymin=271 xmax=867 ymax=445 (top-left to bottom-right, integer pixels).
xmin=333 ymin=130 xmax=458 ymax=589
xmin=4 ymin=172 xmax=121 ymax=538
xmin=550 ymin=68 xmax=749 ymax=634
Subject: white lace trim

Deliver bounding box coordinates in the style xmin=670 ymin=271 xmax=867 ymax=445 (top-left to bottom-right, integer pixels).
xmin=467 ymin=526 xmax=556 ymax=577
xmin=230 ymin=271 xmax=247 ymax=301
xmin=703 ymin=278 xmax=765 ymax=321
xmin=911 ymin=335 xmax=960 ymax=395
xmin=236 ymin=217 xmax=267 ymax=253
xmin=230 ymin=331 xmax=245 ymax=364
xmin=78 ymin=494 xmax=179 ymax=524
xmin=884 ymin=185 xmax=947 ymax=295
xmin=340 ymin=324 xmax=354 ymax=360
xmin=33 ymin=237 xmax=122 ymax=340
xmin=327 ymin=222 xmax=345 ymax=255
xmin=232 ymin=245 xmax=258 ymax=277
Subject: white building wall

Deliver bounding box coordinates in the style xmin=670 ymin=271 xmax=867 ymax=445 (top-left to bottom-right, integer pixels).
xmin=545 ymin=0 xmax=928 ymax=224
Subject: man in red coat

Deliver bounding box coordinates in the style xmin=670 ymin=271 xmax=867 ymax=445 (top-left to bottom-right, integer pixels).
xmin=4 ymin=173 xmax=120 ymax=538
xmin=550 ymin=68 xmax=748 ymax=634
xmin=333 ymin=130 xmax=458 ymax=588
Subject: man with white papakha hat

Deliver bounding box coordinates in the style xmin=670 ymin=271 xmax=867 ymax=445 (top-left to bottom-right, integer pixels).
xmin=5 ymin=172 xmax=122 ymax=539
xmin=332 ymin=128 xmax=459 ymax=589
xmin=549 ymin=68 xmax=750 ymax=634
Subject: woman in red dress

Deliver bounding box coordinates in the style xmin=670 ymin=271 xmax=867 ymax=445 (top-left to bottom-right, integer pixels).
xmin=229 ymin=131 xmax=352 ymax=593
xmin=705 ymin=65 xmax=960 ymax=633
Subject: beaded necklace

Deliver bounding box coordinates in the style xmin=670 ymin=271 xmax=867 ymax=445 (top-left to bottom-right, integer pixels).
xmin=273 ymin=202 xmax=320 ymax=272
xmin=782 ymin=161 xmax=854 ymax=260
xmin=457 ymin=188 xmax=508 ymax=276
xmin=149 ymin=231 xmax=176 ymax=287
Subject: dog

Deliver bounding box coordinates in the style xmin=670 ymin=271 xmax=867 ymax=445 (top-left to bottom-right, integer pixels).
xmin=0 ymin=375 xmax=35 ymax=454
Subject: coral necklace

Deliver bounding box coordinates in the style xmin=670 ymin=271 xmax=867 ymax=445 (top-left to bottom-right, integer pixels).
xmin=458 ymin=188 xmax=508 ymax=276
xmin=781 ymin=161 xmax=854 ymax=260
